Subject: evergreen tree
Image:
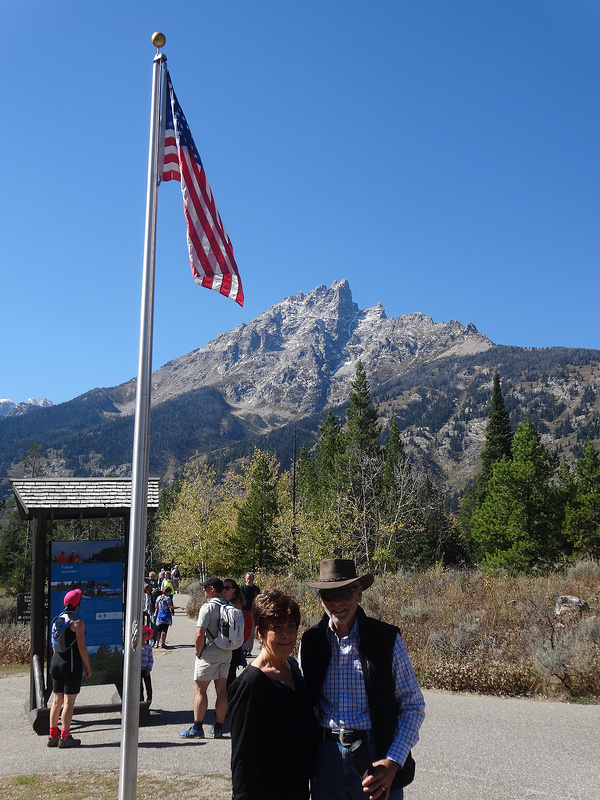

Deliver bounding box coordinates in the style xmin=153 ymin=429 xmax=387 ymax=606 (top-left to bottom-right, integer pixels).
xmin=382 ymin=418 xmax=406 ymax=503
xmin=297 ymin=444 xmax=318 ymax=508
xmin=23 ymin=442 xmax=45 ymax=477
xmin=480 ymin=371 xmax=512 ymax=481
xmin=459 ymin=371 xmax=512 ymax=554
xmin=0 ymin=499 xmax=31 ymax=594
xmin=233 ymin=450 xmax=280 ymax=571
xmin=470 ymin=420 xmax=563 ymax=571
xmin=563 ymin=442 xmax=600 ymax=558
xmin=336 ymin=362 xmax=384 ymax=568
xmin=344 ymin=360 xmax=381 ymax=459
xmin=315 ymin=408 xmax=342 ymax=496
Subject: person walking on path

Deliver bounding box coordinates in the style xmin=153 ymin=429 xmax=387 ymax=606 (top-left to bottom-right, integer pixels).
xmin=240 ymin=572 xmax=260 ymax=655
xmin=171 ymin=565 xmax=181 ymax=593
xmin=48 ymin=588 xmax=92 ymax=749
xmin=179 ymin=576 xmax=233 ymax=740
xmin=161 ymin=570 xmax=175 ymax=596
xmin=223 ymin=578 xmax=252 ymax=690
xmin=300 ymin=559 xmax=425 ymax=800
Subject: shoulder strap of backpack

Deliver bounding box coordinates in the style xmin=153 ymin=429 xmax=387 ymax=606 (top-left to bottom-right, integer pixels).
xmin=52 ymin=614 xmax=76 ymax=651
xmin=205 ymin=597 xmax=227 ymax=641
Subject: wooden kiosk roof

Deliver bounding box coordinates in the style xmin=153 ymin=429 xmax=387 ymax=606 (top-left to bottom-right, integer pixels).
xmin=11 ymin=477 xmax=160 ymax=520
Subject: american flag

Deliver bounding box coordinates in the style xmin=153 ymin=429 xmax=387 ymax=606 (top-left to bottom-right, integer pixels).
xmin=162 ymin=71 xmax=244 ymax=306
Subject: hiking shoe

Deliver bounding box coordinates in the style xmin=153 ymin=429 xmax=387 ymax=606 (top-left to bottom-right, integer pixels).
xmin=58 ymin=735 xmax=81 ymax=749
xmin=209 ymin=726 xmax=224 ymax=739
xmin=47 ymin=736 xmax=59 ymax=748
xmin=179 ymin=726 xmax=204 ymax=738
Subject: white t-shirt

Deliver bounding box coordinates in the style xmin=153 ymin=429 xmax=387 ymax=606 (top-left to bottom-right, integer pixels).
xmin=197 ymin=598 xmax=232 ymax=665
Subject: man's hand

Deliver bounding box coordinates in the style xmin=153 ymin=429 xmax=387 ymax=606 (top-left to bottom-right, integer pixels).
xmin=362 ymin=758 xmax=399 ymax=800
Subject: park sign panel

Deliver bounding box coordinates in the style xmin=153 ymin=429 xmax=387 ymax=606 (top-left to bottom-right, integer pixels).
xmin=50 ymin=540 xmax=124 ymax=685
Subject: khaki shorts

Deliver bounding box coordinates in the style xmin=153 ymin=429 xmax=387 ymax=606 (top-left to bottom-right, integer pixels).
xmin=194 ymin=648 xmax=231 ymax=681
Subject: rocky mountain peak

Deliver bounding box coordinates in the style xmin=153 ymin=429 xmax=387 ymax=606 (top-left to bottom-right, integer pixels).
xmin=115 ymin=279 xmax=493 ymax=427
xmin=0 ymin=397 xmax=53 ymax=419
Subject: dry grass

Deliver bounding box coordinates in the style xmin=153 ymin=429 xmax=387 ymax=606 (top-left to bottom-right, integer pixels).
xmin=258 ymin=561 xmax=600 ymax=700
xmin=5 ymin=562 xmax=598 ymax=700
xmin=0 ymin=625 xmax=31 ymax=666
xmin=0 ymin=771 xmax=231 ymax=800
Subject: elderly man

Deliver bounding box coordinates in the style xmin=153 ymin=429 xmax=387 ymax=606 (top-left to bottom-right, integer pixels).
xmin=179 ymin=576 xmax=232 ymax=740
xmin=300 ymin=559 xmax=425 ymax=800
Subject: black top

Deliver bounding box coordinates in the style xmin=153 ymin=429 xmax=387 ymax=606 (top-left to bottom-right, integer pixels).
xmin=51 ymin=622 xmax=82 ymax=674
xmin=228 ymin=658 xmax=317 ymax=800
xmin=149 ymin=586 xmax=162 ymax=616
xmin=240 ymin=583 xmax=260 ymax=612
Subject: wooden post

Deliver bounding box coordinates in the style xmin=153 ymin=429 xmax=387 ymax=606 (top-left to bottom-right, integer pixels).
xmin=29 ymin=513 xmax=47 ymax=713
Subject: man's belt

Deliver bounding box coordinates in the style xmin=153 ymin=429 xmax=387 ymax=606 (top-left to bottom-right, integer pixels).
xmin=322 ymin=728 xmax=374 ymax=746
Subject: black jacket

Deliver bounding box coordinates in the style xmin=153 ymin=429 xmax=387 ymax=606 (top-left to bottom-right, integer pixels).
xmin=300 ymin=605 xmax=415 ymax=789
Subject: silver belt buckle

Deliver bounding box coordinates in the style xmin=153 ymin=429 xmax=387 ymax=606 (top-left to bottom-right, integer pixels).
xmin=339 ymin=729 xmax=355 ymax=747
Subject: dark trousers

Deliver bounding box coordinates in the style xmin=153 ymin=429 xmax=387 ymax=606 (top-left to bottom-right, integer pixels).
xmin=140 ymin=671 xmax=153 ymax=704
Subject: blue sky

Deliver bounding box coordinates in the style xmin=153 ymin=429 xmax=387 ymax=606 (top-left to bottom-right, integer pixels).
xmin=2 ymin=1 xmax=598 ymax=406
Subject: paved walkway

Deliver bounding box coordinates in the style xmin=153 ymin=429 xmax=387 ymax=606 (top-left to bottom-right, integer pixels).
xmin=2 ymin=595 xmax=599 ymax=799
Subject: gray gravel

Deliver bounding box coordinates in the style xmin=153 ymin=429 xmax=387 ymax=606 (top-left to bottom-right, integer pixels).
xmin=3 ymin=594 xmax=599 ymax=799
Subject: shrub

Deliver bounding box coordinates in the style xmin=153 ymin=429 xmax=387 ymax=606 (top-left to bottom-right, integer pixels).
xmin=254 ymin=560 xmax=600 ymax=699
xmin=0 ymin=597 xmax=17 ymax=626
xmin=0 ymin=624 xmax=30 ymax=665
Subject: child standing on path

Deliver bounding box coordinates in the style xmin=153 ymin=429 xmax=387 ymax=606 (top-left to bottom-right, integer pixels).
xmin=141 ymin=625 xmax=154 ymax=704
xmin=154 ymin=585 xmax=185 ymax=648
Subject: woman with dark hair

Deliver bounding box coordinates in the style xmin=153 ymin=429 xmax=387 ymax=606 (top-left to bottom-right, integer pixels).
xmin=223 ymin=578 xmax=252 ymax=689
xmin=48 ymin=588 xmax=92 ymax=748
xmin=228 ymin=588 xmax=317 ymax=800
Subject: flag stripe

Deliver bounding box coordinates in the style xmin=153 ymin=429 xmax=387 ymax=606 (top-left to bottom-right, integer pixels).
xmin=161 ymin=71 xmax=244 ymax=306
xmin=179 ymin=151 xmax=232 ymax=278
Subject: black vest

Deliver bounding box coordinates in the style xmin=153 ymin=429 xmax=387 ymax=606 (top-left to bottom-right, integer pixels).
xmin=300 ymin=605 xmax=415 ymax=789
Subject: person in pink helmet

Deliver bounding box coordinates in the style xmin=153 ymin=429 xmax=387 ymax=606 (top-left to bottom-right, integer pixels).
xmin=48 ymin=588 xmax=92 ymax=748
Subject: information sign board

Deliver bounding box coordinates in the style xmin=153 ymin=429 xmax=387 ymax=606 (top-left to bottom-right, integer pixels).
xmin=50 ymin=541 xmax=124 ymax=686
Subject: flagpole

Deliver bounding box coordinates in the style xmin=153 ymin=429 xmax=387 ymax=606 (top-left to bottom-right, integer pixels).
xmin=118 ymin=32 xmax=166 ymax=800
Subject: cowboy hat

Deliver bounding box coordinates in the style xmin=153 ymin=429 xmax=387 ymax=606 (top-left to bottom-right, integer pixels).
xmin=306 ymin=559 xmax=374 ymax=590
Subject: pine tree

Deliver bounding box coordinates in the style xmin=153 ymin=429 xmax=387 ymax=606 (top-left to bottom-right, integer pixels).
xmin=480 ymin=371 xmax=512 ymax=481
xmin=315 ymin=408 xmax=342 ymax=496
xmin=338 ymin=362 xmax=383 ymax=568
xmin=23 ymin=442 xmax=45 ymax=477
xmin=297 ymin=444 xmax=318 ymax=507
xmin=344 ymin=360 xmax=381 ymax=459
xmin=233 ymin=450 xmax=280 ymax=571
xmin=563 ymin=442 xmax=600 ymax=558
xmin=382 ymin=418 xmax=406 ymax=502
xmin=0 ymin=500 xmax=31 ymax=593
xmin=459 ymin=371 xmax=513 ymax=554
xmin=470 ymin=420 xmax=563 ymax=571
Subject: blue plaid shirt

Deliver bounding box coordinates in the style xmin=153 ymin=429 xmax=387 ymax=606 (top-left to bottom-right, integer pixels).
xmin=315 ymin=617 xmax=425 ymax=767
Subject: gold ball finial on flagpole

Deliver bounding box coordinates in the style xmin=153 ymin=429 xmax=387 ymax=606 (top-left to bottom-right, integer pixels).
xmin=152 ymin=32 xmax=166 ymax=49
